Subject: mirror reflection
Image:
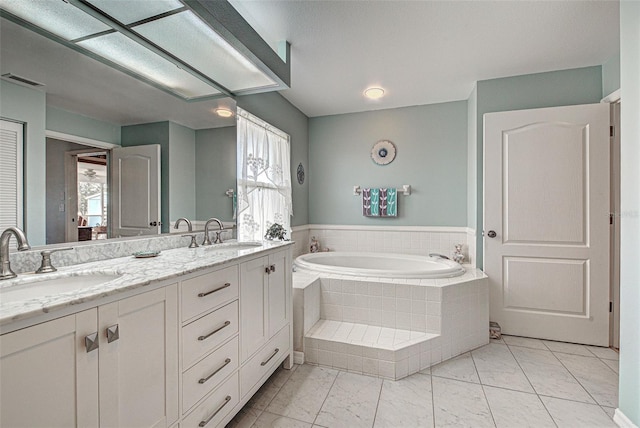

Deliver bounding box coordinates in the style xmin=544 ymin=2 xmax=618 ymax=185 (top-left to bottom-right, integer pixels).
xmin=0 ymin=13 xmax=238 ymax=246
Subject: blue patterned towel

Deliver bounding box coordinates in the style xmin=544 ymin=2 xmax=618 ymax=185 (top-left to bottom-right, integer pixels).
xmin=387 ymin=188 xmax=397 ymax=217
xmin=370 ymin=188 xmax=380 ymax=216
xmin=362 ymin=188 xmax=372 ymax=216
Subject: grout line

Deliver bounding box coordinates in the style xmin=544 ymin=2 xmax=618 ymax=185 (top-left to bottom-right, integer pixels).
xmin=371 ymin=377 xmax=385 ymax=428
xmin=311 ymin=368 xmax=340 ymax=426
xmin=547 ymin=347 xmax=603 ymax=407
xmin=430 ymin=371 xmax=436 ymax=428
xmin=479 ymin=384 xmax=498 ymax=427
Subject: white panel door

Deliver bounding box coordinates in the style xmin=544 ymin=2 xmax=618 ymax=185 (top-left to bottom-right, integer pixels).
xmin=111 ymin=144 xmax=161 ymax=237
xmin=484 ymin=103 xmax=610 ymax=346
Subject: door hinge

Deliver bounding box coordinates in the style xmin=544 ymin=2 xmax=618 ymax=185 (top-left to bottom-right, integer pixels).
xmin=610 ymin=126 xmax=615 ymax=137
xmin=609 ymin=301 xmax=613 ymax=313
xmin=610 ymin=213 xmax=614 ymax=225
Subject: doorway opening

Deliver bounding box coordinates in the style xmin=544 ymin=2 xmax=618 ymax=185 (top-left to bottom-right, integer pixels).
xmin=77 ymin=153 xmax=108 ymax=241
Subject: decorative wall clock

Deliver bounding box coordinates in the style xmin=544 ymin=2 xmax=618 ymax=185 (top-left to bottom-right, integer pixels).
xmin=371 ymin=140 xmax=396 ymax=165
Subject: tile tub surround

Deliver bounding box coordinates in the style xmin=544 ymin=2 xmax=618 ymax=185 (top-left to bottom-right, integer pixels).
xmin=306 ymin=225 xmax=473 ymax=265
xmin=6 ymin=228 xmax=236 ymax=275
xmin=0 ymin=240 xmax=292 ymax=329
xmin=294 ymin=268 xmax=488 ymax=380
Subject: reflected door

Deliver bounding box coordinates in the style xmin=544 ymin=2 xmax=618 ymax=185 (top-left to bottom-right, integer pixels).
xmin=484 ymin=103 xmax=610 ymax=346
xmin=111 ymin=145 xmax=161 ymax=237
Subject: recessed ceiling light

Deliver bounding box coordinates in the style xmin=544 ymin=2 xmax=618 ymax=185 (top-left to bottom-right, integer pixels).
xmin=364 ymin=87 xmax=385 ymax=99
xmin=215 ymin=108 xmax=234 ymax=118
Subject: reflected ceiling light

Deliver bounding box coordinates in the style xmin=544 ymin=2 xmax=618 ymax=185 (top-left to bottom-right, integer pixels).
xmin=0 ymin=0 xmax=290 ymax=100
xmin=215 ymin=108 xmax=233 ymax=118
xmin=364 ymin=87 xmax=385 ymax=99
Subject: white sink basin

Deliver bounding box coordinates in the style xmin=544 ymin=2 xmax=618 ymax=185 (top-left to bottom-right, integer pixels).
xmin=0 ymin=272 xmax=122 ymax=304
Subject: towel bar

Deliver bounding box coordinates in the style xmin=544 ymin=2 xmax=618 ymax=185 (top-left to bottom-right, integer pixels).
xmin=353 ymin=185 xmax=411 ymax=196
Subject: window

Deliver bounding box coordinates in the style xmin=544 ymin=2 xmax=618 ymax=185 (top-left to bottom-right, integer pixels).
xmin=0 ymin=119 xmax=24 ymax=230
xmin=236 ymin=108 xmax=292 ymax=242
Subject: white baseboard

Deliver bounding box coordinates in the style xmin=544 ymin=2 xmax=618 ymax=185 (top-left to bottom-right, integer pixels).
xmin=614 ymin=409 xmax=639 ymax=428
xmin=293 ymin=351 xmax=305 ymax=365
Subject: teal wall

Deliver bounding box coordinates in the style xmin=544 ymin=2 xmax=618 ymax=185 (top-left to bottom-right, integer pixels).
xmin=602 ymin=52 xmax=621 ymax=98
xmin=474 ymin=66 xmax=604 ymax=267
xmin=308 ymin=101 xmax=467 ymax=226
xmin=0 ymin=80 xmax=47 ymax=245
xmin=195 ymin=126 xmax=236 ymax=222
xmin=46 ymin=106 xmax=121 ymax=145
xmin=168 ymin=122 xmax=196 ymax=222
xmin=237 ymin=92 xmax=309 ymax=227
xmin=618 ymin=1 xmax=640 ymax=423
xmin=121 ymin=121 xmax=171 ymax=232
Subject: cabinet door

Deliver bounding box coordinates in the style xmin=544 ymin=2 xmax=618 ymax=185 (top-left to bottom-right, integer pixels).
xmin=240 ymin=256 xmax=268 ymax=361
xmin=0 ymin=310 xmax=99 ymax=427
xmin=99 ymin=285 xmax=178 ymax=428
xmin=268 ymin=250 xmax=290 ymax=337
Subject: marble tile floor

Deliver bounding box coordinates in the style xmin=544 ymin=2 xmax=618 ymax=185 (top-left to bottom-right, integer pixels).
xmin=227 ymin=335 xmax=619 ymax=428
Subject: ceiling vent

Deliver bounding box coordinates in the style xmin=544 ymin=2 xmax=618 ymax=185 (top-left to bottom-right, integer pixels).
xmin=1 ymin=73 xmax=46 ymax=89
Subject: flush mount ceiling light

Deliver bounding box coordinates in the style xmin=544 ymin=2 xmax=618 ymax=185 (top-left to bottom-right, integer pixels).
xmin=0 ymin=0 xmax=291 ymax=101
xmin=215 ymin=108 xmax=233 ymax=118
xmin=364 ymin=87 xmax=385 ymax=100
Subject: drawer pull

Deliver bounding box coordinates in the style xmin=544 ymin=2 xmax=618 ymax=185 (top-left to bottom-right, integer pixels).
xmin=198 ymin=358 xmax=232 ymax=384
xmin=199 ymin=395 xmax=231 ymax=427
xmin=198 ymin=320 xmax=231 ymax=341
xmin=198 ymin=282 xmax=231 ymax=298
xmin=84 ymin=332 xmax=99 ymax=353
xmin=260 ymin=347 xmax=280 ymax=366
xmin=106 ymin=324 xmax=119 ymax=343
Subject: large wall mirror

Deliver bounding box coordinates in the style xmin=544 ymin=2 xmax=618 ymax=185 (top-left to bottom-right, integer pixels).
xmin=0 ymin=14 xmax=239 ymax=246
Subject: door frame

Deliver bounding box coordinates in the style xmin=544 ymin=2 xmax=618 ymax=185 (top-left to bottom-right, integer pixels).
xmin=606 ymin=97 xmax=621 ymax=349
xmin=48 ymin=131 xmax=118 ymax=243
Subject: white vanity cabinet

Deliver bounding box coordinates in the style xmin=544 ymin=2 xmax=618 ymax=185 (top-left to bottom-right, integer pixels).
xmin=0 ymin=310 xmax=99 ymax=427
xmin=0 ymin=285 xmax=178 ymax=428
xmin=0 ymin=243 xmax=293 ymax=428
xmin=98 ymin=285 xmax=179 ymax=428
xmin=239 ymin=249 xmax=292 ymax=397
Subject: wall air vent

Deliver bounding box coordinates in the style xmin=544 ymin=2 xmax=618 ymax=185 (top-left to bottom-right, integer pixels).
xmin=1 ymin=73 xmax=45 ymax=88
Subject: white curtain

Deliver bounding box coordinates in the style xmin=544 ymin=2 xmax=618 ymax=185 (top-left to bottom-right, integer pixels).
xmin=236 ymin=108 xmax=292 ymax=242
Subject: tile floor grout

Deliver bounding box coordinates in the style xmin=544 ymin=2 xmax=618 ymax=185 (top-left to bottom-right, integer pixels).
xmin=229 ymin=335 xmax=619 ymax=428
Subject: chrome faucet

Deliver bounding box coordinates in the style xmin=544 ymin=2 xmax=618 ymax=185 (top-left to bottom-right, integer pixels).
xmin=0 ymin=227 xmax=31 ymax=280
xmin=174 ymin=217 xmax=193 ymax=232
xmin=429 ymin=253 xmax=450 ymax=260
xmin=202 ymin=218 xmax=224 ymax=245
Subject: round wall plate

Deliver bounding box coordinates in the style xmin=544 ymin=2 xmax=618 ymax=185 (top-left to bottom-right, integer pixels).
xmin=371 ymin=140 xmax=396 ymax=165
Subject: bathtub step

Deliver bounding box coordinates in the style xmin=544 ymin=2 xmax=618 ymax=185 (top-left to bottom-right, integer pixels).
xmin=304 ymin=319 xmax=439 ymax=380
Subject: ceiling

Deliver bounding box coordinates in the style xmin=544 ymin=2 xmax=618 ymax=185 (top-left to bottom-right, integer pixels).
xmin=229 ymin=0 xmax=620 ymax=117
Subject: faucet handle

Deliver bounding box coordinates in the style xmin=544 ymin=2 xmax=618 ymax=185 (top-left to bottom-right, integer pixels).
xmin=182 ymin=234 xmax=199 ymax=248
xmin=214 ymin=231 xmax=223 ymax=244
xmin=36 ymin=247 xmax=73 ymax=274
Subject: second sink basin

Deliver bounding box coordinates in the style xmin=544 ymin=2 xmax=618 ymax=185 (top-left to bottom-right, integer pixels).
xmin=0 ymin=272 xmax=122 ymax=304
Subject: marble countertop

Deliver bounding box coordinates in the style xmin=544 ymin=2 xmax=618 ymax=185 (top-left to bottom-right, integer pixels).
xmin=0 ymin=240 xmax=293 ymax=328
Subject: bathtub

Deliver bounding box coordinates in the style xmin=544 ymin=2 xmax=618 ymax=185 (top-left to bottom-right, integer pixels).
xmin=294 ymin=252 xmax=465 ymax=279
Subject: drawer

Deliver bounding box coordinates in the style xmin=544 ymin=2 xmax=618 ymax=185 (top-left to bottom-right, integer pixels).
xmin=182 ymin=266 xmax=239 ymax=322
xmin=183 ymin=301 xmax=238 ymax=369
xmin=182 ymin=372 xmax=239 ymax=428
xmin=240 ymin=324 xmax=290 ymax=397
xmin=183 ymin=336 xmax=239 ymax=413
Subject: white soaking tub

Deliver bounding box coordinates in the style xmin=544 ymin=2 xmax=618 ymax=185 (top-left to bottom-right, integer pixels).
xmin=294 ymin=252 xmax=465 ymax=279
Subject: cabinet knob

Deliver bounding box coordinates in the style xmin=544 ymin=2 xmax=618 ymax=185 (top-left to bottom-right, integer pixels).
xmin=85 ymin=332 xmax=99 ymax=353
xmin=270 ymin=264 xmax=276 ymax=273
xmin=265 ymin=267 xmax=271 ymax=274
xmin=106 ymin=324 xmax=119 ymax=343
